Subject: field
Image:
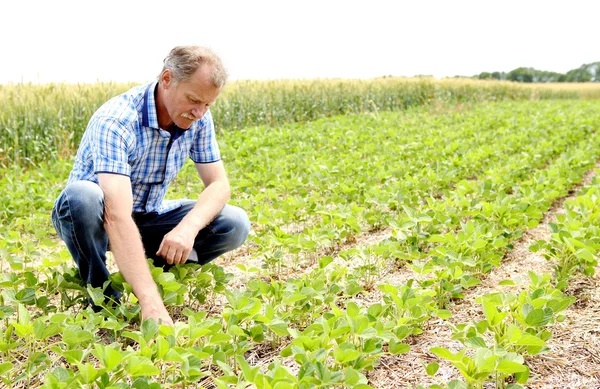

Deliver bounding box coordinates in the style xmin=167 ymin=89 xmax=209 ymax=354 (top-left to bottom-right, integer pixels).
xmin=1 ymin=80 xmax=600 ymax=388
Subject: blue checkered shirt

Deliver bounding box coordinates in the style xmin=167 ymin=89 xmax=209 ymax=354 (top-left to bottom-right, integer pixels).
xmin=67 ymin=81 xmax=221 ymax=214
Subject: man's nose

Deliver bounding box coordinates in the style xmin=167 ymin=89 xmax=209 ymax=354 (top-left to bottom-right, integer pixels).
xmin=192 ymin=107 xmax=206 ymax=119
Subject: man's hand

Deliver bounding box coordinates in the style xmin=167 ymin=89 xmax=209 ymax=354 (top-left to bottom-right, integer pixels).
xmin=99 ymin=173 xmax=172 ymax=326
xmin=141 ymin=300 xmax=174 ymax=326
xmin=156 ymin=161 xmax=230 ymax=266
xmin=156 ymin=225 xmax=196 ymax=265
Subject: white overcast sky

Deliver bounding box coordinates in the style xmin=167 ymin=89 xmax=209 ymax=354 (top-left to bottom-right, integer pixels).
xmin=1 ymin=0 xmax=598 ymax=84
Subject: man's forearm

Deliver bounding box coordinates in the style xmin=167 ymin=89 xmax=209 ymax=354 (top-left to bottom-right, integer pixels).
xmin=105 ymin=215 xmax=162 ymax=306
xmin=178 ymin=180 xmax=230 ymax=234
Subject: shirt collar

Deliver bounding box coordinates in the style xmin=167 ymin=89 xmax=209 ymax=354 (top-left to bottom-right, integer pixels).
xmin=142 ymin=81 xmax=160 ymax=130
xmin=142 ymin=81 xmax=188 ymax=139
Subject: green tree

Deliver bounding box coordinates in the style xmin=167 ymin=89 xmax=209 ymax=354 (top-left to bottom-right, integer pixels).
xmin=507 ymin=67 xmax=534 ymax=83
xmin=565 ymin=68 xmax=592 ymax=82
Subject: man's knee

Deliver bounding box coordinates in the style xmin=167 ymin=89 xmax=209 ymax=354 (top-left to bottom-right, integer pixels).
xmin=217 ymin=205 xmax=251 ymax=249
xmin=58 ymin=180 xmax=105 ymax=223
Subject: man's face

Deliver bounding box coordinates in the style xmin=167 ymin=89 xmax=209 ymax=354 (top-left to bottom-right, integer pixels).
xmin=162 ymin=66 xmax=221 ymax=130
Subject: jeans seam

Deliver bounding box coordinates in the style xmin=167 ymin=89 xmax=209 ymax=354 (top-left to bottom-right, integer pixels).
xmin=64 ymin=189 xmax=90 ymax=269
xmin=51 ymin=207 xmax=61 ymax=238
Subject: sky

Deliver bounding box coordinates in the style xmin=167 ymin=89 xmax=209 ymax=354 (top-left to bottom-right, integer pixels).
xmin=1 ymin=0 xmax=598 ymax=84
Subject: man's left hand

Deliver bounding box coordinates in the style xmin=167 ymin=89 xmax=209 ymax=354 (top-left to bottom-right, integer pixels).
xmin=156 ymin=226 xmax=196 ymax=265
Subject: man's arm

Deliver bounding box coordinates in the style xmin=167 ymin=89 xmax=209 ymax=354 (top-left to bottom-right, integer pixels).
xmin=156 ymin=160 xmax=230 ymax=265
xmin=98 ymin=173 xmax=174 ymax=326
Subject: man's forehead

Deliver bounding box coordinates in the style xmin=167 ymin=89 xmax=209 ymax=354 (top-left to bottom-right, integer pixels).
xmin=185 ymin=85 xmax=220 ymax=101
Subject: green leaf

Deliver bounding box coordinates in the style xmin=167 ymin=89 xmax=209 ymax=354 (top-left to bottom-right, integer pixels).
xmin=0 ymin=306 xmax=14 ymax=320
xmin=426 ymin=362 xmax=439 ymax=376
xmin=280 ymin=344 xmax=293 ymax=358
xmin=62 ymin=349 xmax=86 ymax=364
xmin=395 ymin=325 xmax=412 ymax=340
xmin=528 ymin=242 xmax=541 ymax=253
xmin=163 ymin=349 xmax=184 ymax=363
xmin=51 ymin=366 xmax=71 ymax=382
xmin=447 ymin=380 xmax=469 ymax=389
xmin=525 ymin=308 xmax=553 ymax=327
xmin=464 ymin=336 xmax=487 ymax=348
xmin=514 ymin=365 xmax=530 ymax=384
xmin=87 ymin=285 xmax=106 ymax=306
xmin=521 ymin=303 xmax=533 ymax=318
xmin=78 ymin=363 xmax=101 ymax=384
xmin=514 ymin=334 xmax=545 ymax=347
xmin=94 ymin=344 xmax=124 ymax=372
xmin=227 ymin=324 xmax=247 ymax=337
xmin=430 ymin=347 xmax=456 ymax=361
xmin=576 ymin=248 xmax=595 ymax=263
xmin=473 ymin=239 xmax=487 ymax=250
xmin=319 ymin=256 xmax=333 ymax=269
xmin=141 ymin=318 xmax=159 ymax=343
xmin=482 ymin=300 xmax=498 ymax=323
xmin=499 ymin=280 xmax=515 ymax=286
xmin=268 ymin=320 xmax=290 ymax=337
xmin=209 ymin=333 xmax=232 ymax=344
xmin=334 ymin=348 xmax=360 ymax=363
xmin=127 ymin=361 xmax=160 ymax=377
xmin=0 ymin=362 xmax=12 ymax=375
xmin=345 ymin=367 xmax=361 ymax=386
xmin=367 ymin=303 xmax=383 ymax=318
xmin=236 ymin=356 xmax=258 ymax=382
xmin=347 ymin=302 xmax=360 ymax=318
xmin=155 ymin=337 xmax=170 ymax=360
xmin=17 ymin=303 xmax=30 ymax=324
xmin=495 ymin=360 xmax=527 ymax=374
xmin=15 ymin=288 xmax=36 ymax=304
xmin=273 ymin=382 xmax=296 ymax=389
xmin=315 ymin=362 xmax=330 ymax=382
xmin=389 ymin=339 xmax=410 ymax=355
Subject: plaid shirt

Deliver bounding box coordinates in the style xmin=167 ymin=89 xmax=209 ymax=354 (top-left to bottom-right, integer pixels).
xmin=67 ymin=81 xmax=221 ymax=214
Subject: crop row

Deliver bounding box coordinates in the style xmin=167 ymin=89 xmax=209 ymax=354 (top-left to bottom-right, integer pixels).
xmin=422 ymin=178 xmax=600 ymax=388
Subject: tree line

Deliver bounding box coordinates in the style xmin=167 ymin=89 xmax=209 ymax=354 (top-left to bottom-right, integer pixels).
xmin=475 ymin=62 xmax=599 ymax=82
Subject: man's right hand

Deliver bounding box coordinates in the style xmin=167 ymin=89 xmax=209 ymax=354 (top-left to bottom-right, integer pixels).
xmin=98 ymin=173 xmax=173 ymax=327
xmin=141 ymin=301 xmax=174 ymax=326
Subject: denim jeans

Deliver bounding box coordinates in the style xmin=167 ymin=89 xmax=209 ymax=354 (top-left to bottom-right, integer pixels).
xmin=51 ymin=180 xmax=250 ymax=301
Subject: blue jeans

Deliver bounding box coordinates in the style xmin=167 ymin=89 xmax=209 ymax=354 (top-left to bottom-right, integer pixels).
xmin=51 ymin=180 xmax=250 ymax=300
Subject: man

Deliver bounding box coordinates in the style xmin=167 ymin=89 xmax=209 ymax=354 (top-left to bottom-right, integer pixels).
xmin=51 ymin=46 xmax=250 ymax=325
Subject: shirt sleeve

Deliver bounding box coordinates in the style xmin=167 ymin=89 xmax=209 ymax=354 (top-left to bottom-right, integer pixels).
xmin=190 ymin=109 xmax=221 ymax=163
xmin=89 ymin=116 xmax=133 ymax=176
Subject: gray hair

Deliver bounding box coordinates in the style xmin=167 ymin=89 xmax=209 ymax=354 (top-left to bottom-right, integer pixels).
xmin=160 ymin=46 xmax=228 ymax=88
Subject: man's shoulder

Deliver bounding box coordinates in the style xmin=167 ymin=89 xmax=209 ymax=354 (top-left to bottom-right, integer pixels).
xmin=91 ymin=83 xmax=149 ymax=128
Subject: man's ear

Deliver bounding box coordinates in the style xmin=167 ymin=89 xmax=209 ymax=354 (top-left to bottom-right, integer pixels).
xmin=161 ymin=69 xmax=173 ymax=89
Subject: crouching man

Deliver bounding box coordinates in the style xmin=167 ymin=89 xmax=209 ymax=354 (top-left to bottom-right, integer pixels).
xmin=51 ymin=46 xmax=250 ymax=325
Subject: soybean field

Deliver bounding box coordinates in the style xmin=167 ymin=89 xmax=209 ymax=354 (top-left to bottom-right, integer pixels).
xmin=1 ymin=80 xmax=600 ymax=388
